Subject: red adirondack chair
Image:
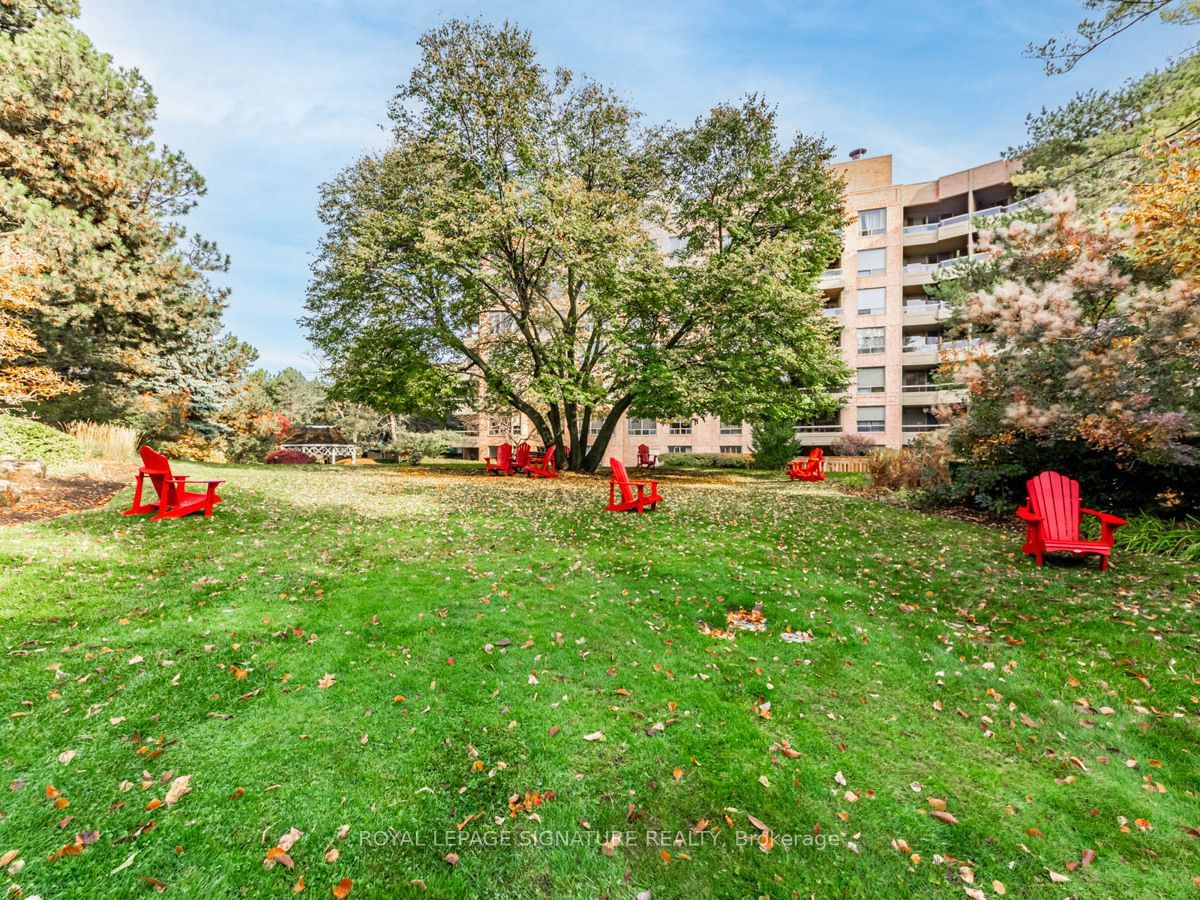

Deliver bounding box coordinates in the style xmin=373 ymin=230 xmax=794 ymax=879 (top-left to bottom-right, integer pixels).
xmin=514 ymin=441 xmax=531 ymax=472
xmin=484 ymin=443 xmax=515 ymax=476
xmin=787 ymin=448 xmax=826 ymax=482
xmin=122 ymin=445 xmax=224 ymax=521
xmin=605 ymin=457 xmax=663 ymax=513
xmin=636 ymin=444 xmax=657 ymax=468
xmin=1017 ymin=471 xmax=1127 ymax=571
xmin=528 ymin=444 xmax=559 ymax=479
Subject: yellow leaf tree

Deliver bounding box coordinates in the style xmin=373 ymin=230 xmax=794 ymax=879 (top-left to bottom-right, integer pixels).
xmin=1125 ymin=132 xmax=1200 ymax=284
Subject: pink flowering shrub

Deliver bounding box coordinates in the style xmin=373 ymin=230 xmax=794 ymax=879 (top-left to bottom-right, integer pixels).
xmin=938 ymin=189 xmax=1200 ymax=511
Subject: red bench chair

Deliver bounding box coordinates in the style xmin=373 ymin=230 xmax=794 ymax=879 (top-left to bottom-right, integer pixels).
xmin=636 ymin=444 xmax=657 ymax=468
xmin=484 ymin=443 xmax=515 ymax=476
xmin=528 ymin=444 xmax=559 ymax=479
xmin=787 ymin=448 xmax=826 ymax=482
xmin=122 ymin=445 xmax=224 ymax=521
xmin=605 ymin=457 xmax=662 ymax=513
xmin=1017 ymin=471 xmax=1127 ymax=571
xmin=514 ymin=441 xmax=531 ymax=473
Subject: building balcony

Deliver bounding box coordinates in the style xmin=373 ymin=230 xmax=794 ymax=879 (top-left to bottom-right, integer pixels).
xmin=901 ymin=300 xmax=949 ymax=325
xmin=901 ymin=193 xmax=1046 ymax=246
xmin=795 ymin=424 xmax=841 ymax=433
xmin=900 ymin=384 xmax=964 ymax=405
xmin=796 ymin=430 xmax=842 ymax=446
xmin=902 ymin=337 xmax=981 ymax=362
xmin=821 ymin=307 xmax=843 ymax=317
xmin=820 ymin=268 xmax=843 ymax=285
xmin=902 ymin=422 xmax=949 ymax=433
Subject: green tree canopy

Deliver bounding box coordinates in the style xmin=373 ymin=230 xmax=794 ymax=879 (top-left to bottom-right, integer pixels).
xmin=304 ymin=20 xmax=848 ymax=471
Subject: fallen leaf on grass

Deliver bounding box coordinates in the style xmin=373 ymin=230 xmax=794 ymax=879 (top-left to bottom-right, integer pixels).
xmin=929 ymin=810 xmax=958 ymax=825
xmin=265 ymin=847 xmax=295 ymax=870
xmin=164 ymin=775 xmax=191 ymax=806
xmin=333 ymin=877 xmax=352 ymax=898
xmin=279 ymin=827 xmax=303 ymax=851
xmin=583 ymin=731 xmax=605 ymax=742
xmin=318 ymin=674 xmax=336 ymax=689
xmin=58 ymin=750 xmax=76 ymax=765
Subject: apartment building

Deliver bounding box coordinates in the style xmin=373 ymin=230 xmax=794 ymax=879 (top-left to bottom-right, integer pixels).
xmin=466 ymin=153 xmax=1028 ymax=464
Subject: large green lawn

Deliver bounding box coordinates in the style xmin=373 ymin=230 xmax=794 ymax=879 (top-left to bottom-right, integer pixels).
xmin=1 ymin=464 xmax=1197 ymax=898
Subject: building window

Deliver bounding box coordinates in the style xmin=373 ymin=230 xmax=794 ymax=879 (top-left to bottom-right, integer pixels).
xmin=667 ymin=445 xmax=692 ymax=454
xmin=857 ymin=367 xmax=885 ymax=393
xmin=857 ymin=326 xmax=885 ymax=355
xmin=857 ymin=287 xmax=886 ymax=315
xmin=627 ymin=418 xmax=657 ymax=436
xmin=856 ymin=406 xmax=886 ymax=433
xmin=718 ymin=419 xmax=742 ymax=435
xmin=857 ymin=248 xmax=886 ymax=277
xmin=668 ymin=420 xmax=692 ymax=435
xmin=859 ymin=208 xmax=886 ymax=236
xmin=589 ymin=418 xmax=604 ymax=435
xmin=903 ymin=369 xmax=937 ymax=390
xmin=489 ymin=311 xmax=515 ymax=333
xmin=666 ymin=235 xmax=688 ymax=254
xmin=903 ymin=331 xmax=941 ymax=353
xmin=488 ymin=415 xmax=519 ymax=436
xmin=719 ymin=445 xmax=742 ymax=454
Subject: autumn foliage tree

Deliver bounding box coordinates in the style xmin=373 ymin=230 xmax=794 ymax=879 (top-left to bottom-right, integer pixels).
xmin=940 ymin=190 xmax=1200 ymax=511
xmin=1125 ymin=132 xmax=1200 ymax=282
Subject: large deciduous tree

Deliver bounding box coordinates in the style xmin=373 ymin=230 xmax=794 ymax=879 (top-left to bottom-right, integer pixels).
xmin=304 ymin=20 xmax=848 ymax=472
xmin=0 ymin=0 xmax=242 ymax=429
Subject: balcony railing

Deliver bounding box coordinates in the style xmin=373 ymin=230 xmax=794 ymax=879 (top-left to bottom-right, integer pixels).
xmin=903 ymin=257 xmax=966 ymax=275
xmin=857 ymin=423 xmax=886 ymax=433
xmin=901 ymin=193 xmax=1047 ymax=234
xmin=903 ymin=338 xmax=982 ymax=354
xmin=902 ymin=339 xmax=940 ymax=353
xmin=795 ymin=424 xmax=841 ymax=433
xmin=820 ymin=268 xmax=843 ymax=280
xmin=902 ymin=301 xmax=948 ymax=315
xmin=821 ymin=307 xmax=843 ymax=317
xmin=902 ymin=381 xmax=965 ymax=393
xmin=902 ymin=423 xmax=949 ymax=432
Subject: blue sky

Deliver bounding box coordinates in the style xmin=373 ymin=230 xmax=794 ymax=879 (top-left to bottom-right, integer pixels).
xmin=80 ymin=1 xmax=1191 ymax=374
